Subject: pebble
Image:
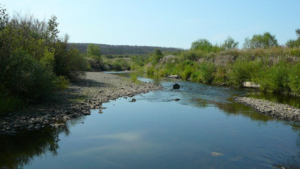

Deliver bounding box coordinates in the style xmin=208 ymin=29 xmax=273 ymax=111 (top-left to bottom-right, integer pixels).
xmin=0 ymin=72 xmax=164 ymax=135
xmin=234 ymin=97 xmax=300 ymax=122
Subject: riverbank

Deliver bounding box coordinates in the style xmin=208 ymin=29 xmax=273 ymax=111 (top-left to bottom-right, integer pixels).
xmin=234 ymin=96 xmax=300 ymax=122
xmin=0 ymin=72 xmax=163 ymax=135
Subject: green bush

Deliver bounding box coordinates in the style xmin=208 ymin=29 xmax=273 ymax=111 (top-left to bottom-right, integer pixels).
xmin=55 ymin=76 xmax=70 ymax=90
xmin=198 ymin=62 xmax=215 ymax=83
xmin=146 ymin=66 xmax=155 ymax=75
xmin=258 ymin=62 xmax=289 ymax=92
xmin=1 ymin=50 xmax=57 ymax=100
xmin=181 ymin=66 xmax=193 ymax=80
xmin=288 ymin=62 xmax=300 ymax=94
xmin=130 ymin=73 xmax=140 ymax=84
xmin=213 ymin=66 xmax=227 ymax=84
xmin=0 ymin=86 xmax=26 ymax=116
xmin=54 ymin=43 xmax=87 ymax=79
xmin=228 ymin=59 xmax=262 ymax=87
xmin=182 ymin=50 xmax=205 ymax=61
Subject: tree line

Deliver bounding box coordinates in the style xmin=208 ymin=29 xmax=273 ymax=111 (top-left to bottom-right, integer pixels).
xmin=71 ymin=43 xmax=182 ymax=55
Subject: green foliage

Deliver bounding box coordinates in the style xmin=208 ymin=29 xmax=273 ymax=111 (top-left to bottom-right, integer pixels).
xmin=112 ymin=63 xmax=122 ymax=71
xmin=151 ymin=49 xmax=163 ymax=64
xmin=244 ymin=32 xmax=278 ymax=49
xmin=146 ymin=66 xmax=155 ymax=75
xmin=54 ymin=43 xmax=87 ymax=79
xmin=258 ymin=62 xmax=289 ymax=92
xmin=190 ymin=39 xmax=223 ymax=53
xmin=198 ymin=62 xmax=215 ymax=83
xmin=154 ymin=48 xmax=163 ymax=56
xmin=87 ymin=44 xmax=102 ymax=57
xmin=221 ymin=36 xmax=239 ymax=50
xmin=181 ymin=65 xmax=193 ymax=80
xmin=228 ymin=59 xmax=263 ymax=87
xmin=55 ymin=76 xmax=70 ymax=90
xmin=130 ymin=73 xmax=140 ymax=84
xmin=288 ymin=62 xmax=300 ymax=94
xmin=286 ymin=29 xmax=300 ymax=48
xmin=213 ymin=66 xmax=227 ymax=84
xmin=182 ymin=50 xmax=206 ymax=61
xmin=0 ymin=6 xmax=87 ymax=114
xmin=0 ymin=4 xmax=8 ymax=30
xmin=0 ymin=86 xmax=25 ymax=116
xmin=191 ymin=39 xmax=213 ymax=52
xmin=1 ymin=50 xmax=57 ymax=100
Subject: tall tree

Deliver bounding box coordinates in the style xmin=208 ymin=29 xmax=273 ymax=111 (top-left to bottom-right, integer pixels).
xmin=243 ymin=32 xmax=278 ymax=49
xmin=191 ymin=39 xmax=213 ymax=52
xmin=221 ymin=36 xmax=239 ymax=50
xmin=87 ymin=44 xmax=102 ymax=57
xmin=286 ymin=29 xmax=300 ymax=48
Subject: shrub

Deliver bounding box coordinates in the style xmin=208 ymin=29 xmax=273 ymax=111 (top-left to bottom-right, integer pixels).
xmin=130 ymin=73 xmax=140 ymax=84
xmin=213 ymin=66 xmax=227 ymax=84
xmin=288 ymin=62 xmax=300 ymax=94
xmin=228 ymin=59 xmax=262 ymax=87
xmin=182 ymin=50 xmax=205 ymax=61
xmin=0 ymin=86 xmax=26 ymax=116
xmin=181 ymin=65 xmax=193 ymax=80
xmin=198 ymin=62 xmax=215 ymax=83
xmin=258 ymin=62 xmax=289 ymax=92
xmin=1 ymin=50 xmax=57 ymax=101
xmin=146 ymin=66 xmax=155 ymax=75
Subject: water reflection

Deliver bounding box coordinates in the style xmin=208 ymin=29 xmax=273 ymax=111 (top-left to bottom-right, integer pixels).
xmin=0 ymin=128 xmax=60 ymax=169
xmin=0 ymin=115 xmax=86 ymax=169
xmin=247 ymin=91 xmax=300 ymax=108
xmin=1 ymin=73 xmax=300 ymax=169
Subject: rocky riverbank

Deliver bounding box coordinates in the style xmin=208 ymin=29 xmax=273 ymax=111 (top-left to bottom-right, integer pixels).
xmin=233 ymin=97 xmax=300 ymax=122
xmin=0 ymin=72 xmax=163 ymax=135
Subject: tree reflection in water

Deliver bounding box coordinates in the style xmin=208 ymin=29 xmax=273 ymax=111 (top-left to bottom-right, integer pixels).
xmin=0 ymin=125 xmax=69 ymax=169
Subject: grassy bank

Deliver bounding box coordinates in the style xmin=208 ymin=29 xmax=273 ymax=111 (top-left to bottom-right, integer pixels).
xmin=134 ymin=47 xmax=300 ymax=96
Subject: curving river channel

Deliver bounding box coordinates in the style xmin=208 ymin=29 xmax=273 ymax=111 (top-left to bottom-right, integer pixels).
xmin=1 ymin=72 xmax=300 ymax=169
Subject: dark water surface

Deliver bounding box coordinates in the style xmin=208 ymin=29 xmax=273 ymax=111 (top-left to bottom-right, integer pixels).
xmin=1 ymin=73 xmax=300 ymax=169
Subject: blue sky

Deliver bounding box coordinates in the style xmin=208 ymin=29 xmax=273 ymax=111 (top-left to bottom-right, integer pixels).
xmin=2 ymin=0 xmax=300 ymax=49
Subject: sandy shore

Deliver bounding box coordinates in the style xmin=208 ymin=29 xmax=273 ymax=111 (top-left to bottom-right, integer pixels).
xmin=234 ymin=96 xmax=300 ymax=122
xmin=0 ymin=72 xmax=163 ymax=135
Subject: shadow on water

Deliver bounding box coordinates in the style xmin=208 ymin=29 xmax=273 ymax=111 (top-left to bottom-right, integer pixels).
xmin=0 ymin=128 xmax=61 ymax=169
xmin=247 ymin=91 xmax=300 ymax=108
xmin=0 ymin=116 xmax=85 ymax=169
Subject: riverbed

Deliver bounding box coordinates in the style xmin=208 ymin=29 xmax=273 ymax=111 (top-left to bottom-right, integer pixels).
xmin=1 ymin=73 xmax=300 ymax=169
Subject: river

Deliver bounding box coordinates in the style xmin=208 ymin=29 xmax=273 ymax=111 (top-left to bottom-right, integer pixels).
xmin=0 ymin=72 xmax=300 ymax=169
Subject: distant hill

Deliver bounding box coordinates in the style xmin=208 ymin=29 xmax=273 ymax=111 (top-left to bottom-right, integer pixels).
xmin=69 ymin=43 xmax=183 ymax=55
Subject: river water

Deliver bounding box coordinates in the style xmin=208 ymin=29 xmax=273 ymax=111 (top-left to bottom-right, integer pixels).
xmin=1 ymin=73 xmax=300 ymax=169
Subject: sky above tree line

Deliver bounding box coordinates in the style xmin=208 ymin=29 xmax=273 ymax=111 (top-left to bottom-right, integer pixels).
xmin=2 ymin=0 xmax=300 ymax=49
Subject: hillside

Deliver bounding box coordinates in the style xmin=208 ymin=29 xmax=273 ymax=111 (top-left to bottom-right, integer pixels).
xmin=69 ymin=43 xmax=183 ymax=55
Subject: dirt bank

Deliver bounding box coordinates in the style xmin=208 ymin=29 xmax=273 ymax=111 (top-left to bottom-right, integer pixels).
xmin=0 ymin=72 xmax=163 ymax=135
xmin=234 ymin=97 xmax=300 ymax=122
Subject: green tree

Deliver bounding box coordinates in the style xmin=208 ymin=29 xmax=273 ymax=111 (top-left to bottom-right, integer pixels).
xmin=152 ymin=48 xmax=163 ymax=64
xmin=86 ymin=44 xmax=102 ymax=70
xmin=243 ymin=32 xmax=278 ymax=49
xmin=286 ymin=29 xmax=300 ymax=48
xmin=191 ymin=39 xmax=213 ymax=52
xmin=154 ymin=48 xmax=163 ymax=56
xmin=221 ymin=36 xmax=239 ymax=50
xmin=0 ymin=4 xmax=8 ymax=30
xmin=87 ymin=44 xmax=102 ymax=57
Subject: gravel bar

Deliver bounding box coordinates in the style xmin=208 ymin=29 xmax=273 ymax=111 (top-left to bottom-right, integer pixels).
xmin=234 ymin=96 xmax=300 ymax=122
xmin=0 ymin=72 xmax=163 ymax=135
